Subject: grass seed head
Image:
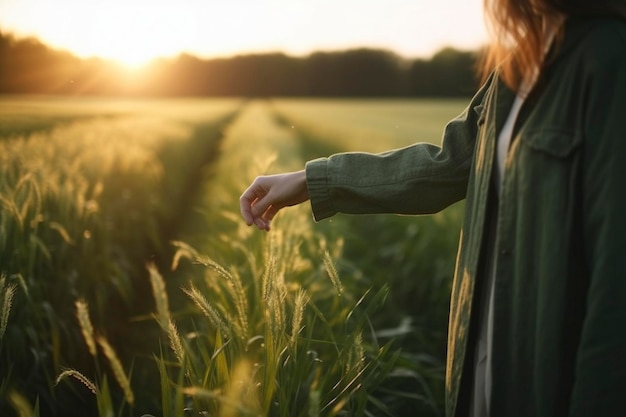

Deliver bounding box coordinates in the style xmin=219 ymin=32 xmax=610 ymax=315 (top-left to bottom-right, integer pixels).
xmin=75 ymin=299 xmax=96 ymax=356
xmin=1 ymin=278 xmax=17 ymax=341
xmin=55 ymin=369 xmax=97 ymax=394
xmin=147 ymin=262 xmax=170 ymax=331
xmin=323 ymin=250 xmax=344 ymax=297
xmin=183 ymin=285 xmax=230 ymax=337
xmin=167 ymin=318 xmax=185 ymax=365
xmin=290 ymin=290 xmax=309 ymax=348
xmin=97 ymin=336 xmax=134 ymax=405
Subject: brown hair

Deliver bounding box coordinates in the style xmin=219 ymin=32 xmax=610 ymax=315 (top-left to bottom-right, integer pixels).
xmin=481 ymin=0 xmax=626 ymax=92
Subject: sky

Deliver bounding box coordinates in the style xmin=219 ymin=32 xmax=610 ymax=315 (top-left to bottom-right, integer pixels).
xmin=0 ymin=0 xmax=489 ymax=67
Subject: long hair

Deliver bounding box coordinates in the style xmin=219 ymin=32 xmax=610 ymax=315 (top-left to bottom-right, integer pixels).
xmin=481 ymin=0 xmax=626 ymax=92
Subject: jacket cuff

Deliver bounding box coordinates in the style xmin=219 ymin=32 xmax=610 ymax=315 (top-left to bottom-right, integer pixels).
xmin=305 ymin=157 xmax=336 ymax=221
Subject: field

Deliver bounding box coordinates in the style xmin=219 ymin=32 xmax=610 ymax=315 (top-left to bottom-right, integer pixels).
xmin=0 ymin=96 xmax=469 ymax=417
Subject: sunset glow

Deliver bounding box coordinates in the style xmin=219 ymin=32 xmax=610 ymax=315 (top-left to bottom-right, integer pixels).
xmin=82 ymin=4 xmax=199 ymax=68
xmin=0 ymin=0 xmax=488 ymax=66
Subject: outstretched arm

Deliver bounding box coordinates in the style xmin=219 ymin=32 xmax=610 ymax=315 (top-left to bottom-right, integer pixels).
xmin=239 ymin=170 xmax=309 ymax=231
xmin=241 ymin=73 xmax=495 ymax=230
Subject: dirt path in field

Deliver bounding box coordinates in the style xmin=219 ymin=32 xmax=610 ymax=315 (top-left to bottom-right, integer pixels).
xmin=177 ymin=99 xmax=304 ymax=239
xmin=164 ymin=100 xmax=307 ymax=301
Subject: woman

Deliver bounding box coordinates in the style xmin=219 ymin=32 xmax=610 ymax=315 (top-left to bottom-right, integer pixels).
xmin=240 ymin=1 xmax=626 ymax=416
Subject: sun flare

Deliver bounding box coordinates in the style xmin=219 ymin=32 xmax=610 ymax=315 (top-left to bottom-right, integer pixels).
xmin=86 ymin=4 xmax=198 ymax=68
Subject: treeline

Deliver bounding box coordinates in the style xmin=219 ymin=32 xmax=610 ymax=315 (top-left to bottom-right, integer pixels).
xmin=0 ymin=31 xmax=482 ymax=97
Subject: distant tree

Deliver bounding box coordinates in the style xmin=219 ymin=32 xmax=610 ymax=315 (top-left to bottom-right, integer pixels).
xmin=306 ymin=49 xmax=404 ymax=96
xmin=203 ymin=53 xmax=305 ymax=96
xmin=147 ymin=54 xmax=208 ymax=96
xmin=0 ymin=31 xmax=80 ymax=94
xmin=0 ymin=30 xmax=480 ymax=97
xmin=408 ymin=47 xmax=480 ymax=97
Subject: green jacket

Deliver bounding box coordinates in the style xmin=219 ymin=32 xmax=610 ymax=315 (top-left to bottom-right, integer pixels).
xmin=305 ymin=16 xmax=626 ymax=417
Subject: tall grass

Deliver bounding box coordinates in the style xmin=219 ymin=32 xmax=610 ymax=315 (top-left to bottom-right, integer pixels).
xmin=147 ymin=218 xmax=398 ymax=417
xmin=272 ymin=99 xmax=469 ymax=415
xmin=132 ymin=101 xmax=403 ymax=417
xmin=54 ymin=299 xmax=135 ymax=416
xmin=2 ymin=97 xmax=464 ymax=416
xmin=0 ymin=98 xmax=242 ymax=416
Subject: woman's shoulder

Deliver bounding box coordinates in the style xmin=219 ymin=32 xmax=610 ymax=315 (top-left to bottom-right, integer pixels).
xmin=566 ymin=15 xmax=625 ymax=50
xmin=560 ymin=15 xmax=626 ymax=69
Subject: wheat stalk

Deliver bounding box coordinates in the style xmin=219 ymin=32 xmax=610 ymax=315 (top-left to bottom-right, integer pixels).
xmin=49 ymin=221 xmax=74 ymax=245
xmin=147 ymin=262 xmax=170 ymax=331
xmin=261 ymin=256 xmax=276 ymax=303
xmin=290 ymin=289 xmax=309 ymax=348
xmin=170 ymin=240 xmax=200 ymax=271
xmin=75 ymin=299 xmax=96 ymax=356
xmin=230 ymin=269 xmax=249 ymax=341
xmin=0 ymin=278 xmax=16 ymax=341
xmin=55 ymin=369 xmax=97 ymax=394
xmin=97 ymin=336 xmax=134 ymax=405
xmin=323 ymin=250 xmax=344 ymax=296
xmin=167 ymin=318 xmax=185 ymax=365
xmin=348 ymin=332 xmax=366 ymax=375
xmin=195 ymin=255 xmax=251 ymax=340
xmin=183 ymin=285 xmax=230 ymax=337
xmin=269 ymin=285 xmax=286 ymax=338
xmin=262 ymin=257 xmax=286 ymax=338
xmin=195 ymin=255 xmax=233 ymax=282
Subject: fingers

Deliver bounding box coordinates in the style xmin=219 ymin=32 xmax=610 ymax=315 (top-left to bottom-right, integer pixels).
xmin=239 ymin=188 xmax=258 ymax=226
xmin=240 ymin=171 xmax=307 ymax=231
xmin=253 ymin=216 xmax=270 ymax=231
xmin=251 ymin=200 xmax=279 ymax=231
xmin=255 ymin=204 xmax=278 ymax=231
xmin=240 ymin=176 xmax=269 ymax=223
xmin=239 ymin=177 xmax=275 ymax=231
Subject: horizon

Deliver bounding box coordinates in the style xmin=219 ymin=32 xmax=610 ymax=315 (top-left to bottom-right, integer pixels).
xmin=0 ymin=25 xmax=483 ymax=65
xmin=0 ymin=0 xmax=488 ymax=68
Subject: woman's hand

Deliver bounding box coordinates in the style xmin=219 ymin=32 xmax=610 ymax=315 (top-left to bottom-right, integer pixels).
xmin=239 ymin=170 xmax=309 ymax=231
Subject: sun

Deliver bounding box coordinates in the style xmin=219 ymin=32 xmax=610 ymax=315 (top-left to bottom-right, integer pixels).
xmin=107 ymin=40 xmax=162 ymax=70
xmin=87 ymin=3 xmax=197 ymax=68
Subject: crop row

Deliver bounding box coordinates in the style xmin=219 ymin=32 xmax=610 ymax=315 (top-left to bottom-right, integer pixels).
xmin=1 ymin=98 xmax=464 ymax=417
xmin=0 ymin=99 xmax=241 ymax=415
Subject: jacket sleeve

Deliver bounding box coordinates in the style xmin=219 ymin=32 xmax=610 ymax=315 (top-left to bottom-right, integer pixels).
xmin=570 ymin=42 xmax=626 ymax=415
xmin=304 ymin=76 xmax=492 ymax=222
